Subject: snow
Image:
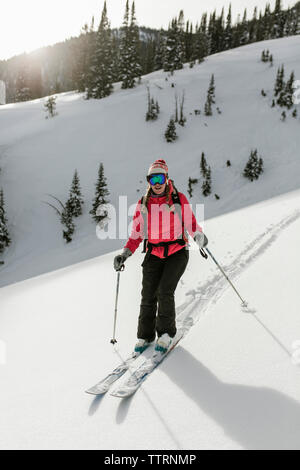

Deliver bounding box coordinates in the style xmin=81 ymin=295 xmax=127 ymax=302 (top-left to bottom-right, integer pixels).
xmin=0 ymin=36 xmax=300 ymax=449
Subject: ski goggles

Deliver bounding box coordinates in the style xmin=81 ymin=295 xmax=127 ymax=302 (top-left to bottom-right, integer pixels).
xmin=147 ymin=173 xmax=167 ymax=186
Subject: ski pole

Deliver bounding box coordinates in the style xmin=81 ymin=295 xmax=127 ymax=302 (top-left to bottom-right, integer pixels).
xmin=110 ymin=264 xmax=124 ymax=345
xmin=201 ymin=247 xmax=248 ymax=307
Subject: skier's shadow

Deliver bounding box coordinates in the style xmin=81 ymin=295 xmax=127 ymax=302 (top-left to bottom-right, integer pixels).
xmin=162 ymin=347 xmax=300 ymax=450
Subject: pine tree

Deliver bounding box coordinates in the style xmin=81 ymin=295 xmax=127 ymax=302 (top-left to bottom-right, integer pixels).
xmin=243 ymin=149 xmax=264 ymax=181
xmin=73 ymin=24 xmax=90 ymax=93
xmin=285 ymin=71 xmax=295 ymax=109
xmin=44 ymin=96 xmax=58 ymax=118
xmin=61 ymin=201 xmax=75 ymax=243
xmin=192 ymin=14 xmax=208 ymax=64
xmin=164 ymin=118 xmax=177 ymax=142
xmin=202 ymin=166 xmax=212 ymax=196
xmin=44 ymin=195 xmax=75 ymax=243
xmin=240 ymin=9 xmax=249 ymax=45
xmin=224 ymin=4 xmax=233 ymax=50
xmin=274 ymin=64 xmax=285 ymax=97
xmin=129 ymin=2 xmax=142 ymax=84
xmin=163 ymin=18 xmax=183 ymax=73
xmin=0 ymin=189 xmax=11 ymax=254
xmin=90 ymin=163 xmax=110 ymax=223
xmin=119 ymin=1 xmax=142 ymax=89
xmin=200 ymin=152 xmax=208 ymax=177
xmin=67 ymin=170 xmax=84 ymax=218
xmin=204 ymin=74 xmax=215 ymax=116
xmin=90 ymin=1 xmax=114 ymax=99
xmin=177 ymin=10 xmax=186 ymax=66
xmin=154 ymin=30 xmax=165 ymax=71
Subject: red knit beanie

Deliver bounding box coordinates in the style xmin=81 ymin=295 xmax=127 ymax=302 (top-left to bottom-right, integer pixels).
xmin=148 ymin=159 xmax=168 ymax=176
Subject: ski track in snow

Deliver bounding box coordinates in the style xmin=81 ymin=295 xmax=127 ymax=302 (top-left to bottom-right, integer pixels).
xmin=112 ymin=208 xmax=300 ymax=392
xmin=176 ymin=208 xmax=300 ymax=341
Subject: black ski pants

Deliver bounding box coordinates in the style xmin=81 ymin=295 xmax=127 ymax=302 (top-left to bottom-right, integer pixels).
xmin=137 ymin=247 xmax=189 ymax=340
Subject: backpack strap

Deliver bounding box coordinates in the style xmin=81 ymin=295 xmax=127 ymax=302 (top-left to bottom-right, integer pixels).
xmin=141 ymin=185 xmax=188 ymax=256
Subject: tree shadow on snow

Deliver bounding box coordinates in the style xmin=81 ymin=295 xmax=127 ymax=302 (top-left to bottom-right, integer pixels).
xmin=163 ymin=347 xmax=300 ymax=450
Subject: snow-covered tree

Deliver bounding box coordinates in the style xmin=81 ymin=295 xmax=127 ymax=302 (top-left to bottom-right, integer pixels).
xmin=200 ymin=152 xmax=208 ymax=177
xmin=90 ymin=163 xmax=110 ymax=223
xmin=163 ymin=18 xmax=183 ymax=73
xmin=154 ymin=30 xmax=165 ymax=71
xmin=202 ymin=166 xmax=212 ymax=196
xmin=274 ymin=64 xmax=285 ymax=97
xmin=44 ymin=96 xmax=58 ymax=118
xmin=204 ymin=74 xmax=216 ymax=116
xmin=243 ymin=149 xmax=264 ymax=181
xmin=89 ymin=1 xmax=114 ymax=99
xmin=164 ymin=118 xmax=177 ymax=142
xmin=119 ymin=1 xmax=142 ymax=89
xmin=67 ymin=170 xmax=84 ymax=218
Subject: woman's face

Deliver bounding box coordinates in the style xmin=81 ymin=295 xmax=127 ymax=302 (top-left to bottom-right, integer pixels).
xmin=151 ymin=181 xmax=167 ymax=195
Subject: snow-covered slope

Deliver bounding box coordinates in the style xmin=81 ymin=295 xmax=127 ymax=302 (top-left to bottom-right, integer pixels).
xmin=0 ymin=35 xmax=300 ymax=287
xmin=0 ymin=187 xmax=300 ymax=450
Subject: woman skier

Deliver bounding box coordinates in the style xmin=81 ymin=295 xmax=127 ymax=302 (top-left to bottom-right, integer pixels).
xmin=113 ymin=159 xmax=208 ymax=354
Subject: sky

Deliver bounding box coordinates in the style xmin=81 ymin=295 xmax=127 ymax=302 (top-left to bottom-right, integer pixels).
xmin=0 ymin=0 xmax=295 ymax=61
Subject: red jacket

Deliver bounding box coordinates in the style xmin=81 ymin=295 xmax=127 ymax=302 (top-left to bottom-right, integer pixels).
xmin=125 ymin=190 xmax=202 ymax=258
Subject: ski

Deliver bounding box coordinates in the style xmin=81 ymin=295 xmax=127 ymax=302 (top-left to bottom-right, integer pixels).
xmin=85 ymin=345 xmax=152 ymax=396
xmin=110 ymin=331 xmax=184 ymax=398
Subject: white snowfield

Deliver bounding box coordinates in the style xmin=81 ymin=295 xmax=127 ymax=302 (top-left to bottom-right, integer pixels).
xmin=0 ymin=36 xmax=300 ymax=449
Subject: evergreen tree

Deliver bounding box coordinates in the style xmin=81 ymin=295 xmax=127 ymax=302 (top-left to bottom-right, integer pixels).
xmin=44 ymin=195 xmax=75 ymax=244
xmin=129 ymin=2 xmax=143 ymax=83
xmin=224 ymin=4 xmax=233 ymax=50
xmin=274 ymin=64 xmax=285 ymax=97
xmin=177 ymin=10 xmax=186 ymax=66
xmin=67 ymin=170 xmax=84 ymax=218
xmin=163 ymin=18 xmax=183 ymax=73
xmin=73 ymin=24 xmax=90 ymax=93
xmin=164 ymin=118 xmax=177 ymax=142
xmin=44 ymin=96 xmax=58 ymax=118
xmin=249 ymin=7 xmax=258 ymax=43
xmin=90 ymin=1 xmax=114 ymax=99
xmin=204 ymin=74 xmax=215 ymax=116
xmin=243 ymin=149 xmax=264 ymax=181
xmin=61 ymin=201 xmax=75 ymax=243
xmin=240 ymin=9 xmax=249 ymax=45
xmin=0 ymin=189 xmax=11 ymax=254
xmin=119 ymin=1 xmax=142 ymax=89
xmin=202 ymin=166 xmax=212 ymax=196
xmin=285 ymin=71 xmax=295 ymax=109
xmin=90 ymin=163 xmax=110 ymax=223
xmin=272 ymin=0 xmax=285 ymax=38
xmin=154 ymin=30 xmax=165 ymax=71
xmin=200 ymin=152 xmax=208 ymax=177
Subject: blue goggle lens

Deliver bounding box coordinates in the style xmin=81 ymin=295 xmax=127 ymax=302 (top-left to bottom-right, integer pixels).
xmin=148 ymin=173 xmax=166 ymax=185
